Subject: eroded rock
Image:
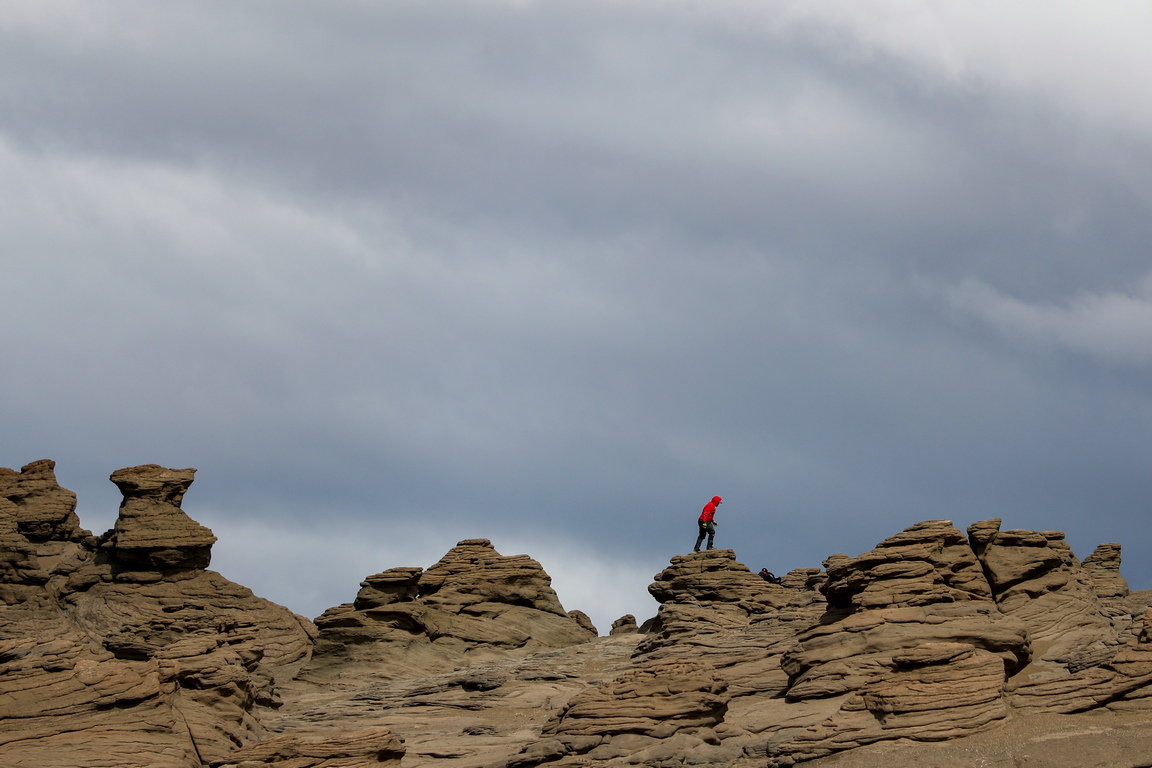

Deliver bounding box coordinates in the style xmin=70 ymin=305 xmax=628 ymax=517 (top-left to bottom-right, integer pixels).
xmin=0 ymin=460 xmax=83 ymax=542
xmin=306 ymin=538 xmax=596 ymax=683
xmin=109 ymin=464 xmax=216 ymax=570
xmin=0 ymin=462 xmax=315 ymax=768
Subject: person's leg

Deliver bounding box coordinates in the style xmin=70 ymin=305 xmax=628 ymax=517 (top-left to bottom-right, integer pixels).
xmin=694 ymin=521 xmax=706 ymax=552
xmin=706 ymin=523 xmax=715 ymax=549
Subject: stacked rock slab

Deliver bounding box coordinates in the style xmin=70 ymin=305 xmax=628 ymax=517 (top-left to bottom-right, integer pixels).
xmin=640 ymin=549 xmax=796 ymax=649
xmin=741 ymin=520 xmax=1030 ymax=764
xmin=209 ymin=726 xmax=404 ymax=768
xmin=0 ymin=461 xmax=318 ymax=768
xmin=0 ymin=459 xmax=84 ymax=542
xmin=508 ymin=519 xmax=1150 ymax=768
xmin=968 ymin=520 xmax=1152 ymax=714
xmin=305 ymin=538 xmax=597 ymax=683
xmin=108 ymin=464 xmax=217 ymax=570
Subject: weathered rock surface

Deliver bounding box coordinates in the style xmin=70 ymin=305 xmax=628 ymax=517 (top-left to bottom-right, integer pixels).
xmin=303 ymin=538 xmax=596 ymax=684
xmin=609 ymin=614 xmax=638 ymax=635
xmin=640 ymin=548 xmax=798 ymax=650
xmin=6 ymin=461 xmax=1152 ymax=768
xmin=0 ymin=461 xmax=316 ymax=768
xmin=210 ymin=726 xmax=404 ymax=768
xmin=1083 ymin=541 xmax=1128 ymax=599
xmin=0 ymin=459 xmax=84 ymax=541
xmin=109 ymin=464 xmax=217 ymax=570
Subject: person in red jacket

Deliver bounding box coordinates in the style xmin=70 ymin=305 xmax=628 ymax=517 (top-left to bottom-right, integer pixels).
xmin=693 ymin=495 xmax=722 ymax=552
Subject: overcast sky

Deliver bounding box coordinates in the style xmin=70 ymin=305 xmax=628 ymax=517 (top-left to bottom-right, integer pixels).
xmin=4 ymin=1 xmax=1152 ymax=634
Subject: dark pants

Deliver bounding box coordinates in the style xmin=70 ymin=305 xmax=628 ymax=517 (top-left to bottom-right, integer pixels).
xmin=694 ymin=520 xmax=715 ymax=551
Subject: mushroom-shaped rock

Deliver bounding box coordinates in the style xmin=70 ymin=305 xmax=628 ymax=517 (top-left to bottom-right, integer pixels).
xmin=108 ymin=465 xmax=216 ymax=570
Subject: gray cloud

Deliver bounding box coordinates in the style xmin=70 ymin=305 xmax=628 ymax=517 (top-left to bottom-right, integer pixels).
xmin=4 ymin=1 xmax=1152 ymax=632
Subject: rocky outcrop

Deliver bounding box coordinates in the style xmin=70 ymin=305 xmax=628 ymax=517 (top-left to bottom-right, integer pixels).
xmin=0 ymin=459 xmax=84 ymax=541
xmin=109 ymin=464 xmax=217 ymax=570
xmin=640 ymin=549 xmax=797 ymax=649
xmin=0 ymin=461 xmax=316 ymax=768
xmin=1083 ymin=542 xmax=1128 ymax=599
xmin=780 ymin=520 xmax=1030 ymax=703
xmin=304 ymin=538 xmax=596 ymax=683
xmin=610 ymin=614 xmax=638 ymax=635
xmin=511 ymin=519 xmax=1152 ymax=767
xmin=7 ymin=462 xmax=1152 ymax=768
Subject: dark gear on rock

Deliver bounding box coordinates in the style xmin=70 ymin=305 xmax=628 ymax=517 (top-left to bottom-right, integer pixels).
xmin=759 ymin=568 xmax=783 ymax=584
xmin=693 ymin=495 xmax=722 ymax=552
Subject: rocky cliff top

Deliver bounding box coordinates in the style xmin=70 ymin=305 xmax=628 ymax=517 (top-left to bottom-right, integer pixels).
xmin=3 ymin=460 xmax=1152 ymax=768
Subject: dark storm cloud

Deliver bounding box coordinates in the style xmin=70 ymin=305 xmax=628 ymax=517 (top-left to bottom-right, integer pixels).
xmin=3 ymin=1 xmax=1152 ymax=631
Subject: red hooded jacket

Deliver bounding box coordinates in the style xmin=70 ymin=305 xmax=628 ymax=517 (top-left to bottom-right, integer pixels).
xmin=699 ymin=496 xmax=722 ymax=523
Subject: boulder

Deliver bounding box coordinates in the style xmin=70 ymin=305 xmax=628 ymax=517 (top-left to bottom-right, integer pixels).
xmin=743 ymin=521 xmax=1028 ymax=763
xmin=609 ymin=614 xmax=638 ymax=636
xmin=641 ymin=549 xmax=794 ymax=649
xmin=753 ymin=644 xmax=1008 ymax=766
xmin=822 ymin=519 xmax=991 ymax=609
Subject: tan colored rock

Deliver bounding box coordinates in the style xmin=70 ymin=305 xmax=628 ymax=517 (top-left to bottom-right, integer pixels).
xmin=970 ymin=520 xmax=1123 ymax=705
xmin=12 ymin=478 xmax=1152 ymax=768
xmin=609 ymin=614 xmax=638 ymax=635
xmin=210 ymin=726 xmax=404 ymax=768
xmin=779 ymin=567 xmax=824 ymax=590
xmin=758 ymin=645 xmax=1008 ymax=765
xmin=1083 ymin=542 xmax=1128 ymax=599
xmin=781 ymin=601 xmax=1029 ymax=701
xmin=306 ymin=539 xmax=595 ymax=683
xmin=0 ymin=460 xmax=83 ymax=541
xmin=641 ymin=549 xmax=794 ymax=651
xmin=544 ymin=658 xmax=728 ymax=739
xmin=567 ymin=609 xmax=597 ymax=636
xmin=778 ymin=521 xmax=1028 ymax=707
xmin=0 ymin=462 xmax=316 ymax=768
xmin=109 ymin=464 xmax=217 ymax=570
xmin=648 ymin=548 xmax=789 ymax=608
xmin=823 ymin=520 xmax=991 ymax=609
xmin=0 ymin=496 xmax=37 ymax=583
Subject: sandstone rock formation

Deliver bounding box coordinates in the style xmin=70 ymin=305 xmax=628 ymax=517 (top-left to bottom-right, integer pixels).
xmin=303 ymin=538 xmax=597 ymax=684
xmin=609 ymin=614 xmax=639 ymax=635
xmin=0 ymin=459 xmax=84 ymax=541
xmin=210 ymin=726 xmax=404 ymax=768
xmin=109 ymin=464 xmax=217 ymax=570
xmin=507 ymin=518 xmax=1152 ymax=768
xmin=0 ymin=461 xmax=316 ymax=768
xmin=6 ymin=459 xmax=1152 ymax=768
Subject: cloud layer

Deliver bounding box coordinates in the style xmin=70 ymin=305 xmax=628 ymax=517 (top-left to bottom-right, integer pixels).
xmin=4 ymin=1 xmax=1152 ymax=633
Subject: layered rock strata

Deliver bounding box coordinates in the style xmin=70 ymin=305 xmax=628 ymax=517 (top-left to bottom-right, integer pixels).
xmin=510 ymin=518 xmax=1149 ymax=768
xmin=0 ymin=461 xmax=316 ymax=768
xmin=0 ymin=459 xmax=84 ymax=541
xmin=304 ymin=538 xmax=597 ymax=683
xmin=6 ymin=462 xmax=1152 ymax=768
xmin=640 ymin=548 xmax=797 ymax=648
